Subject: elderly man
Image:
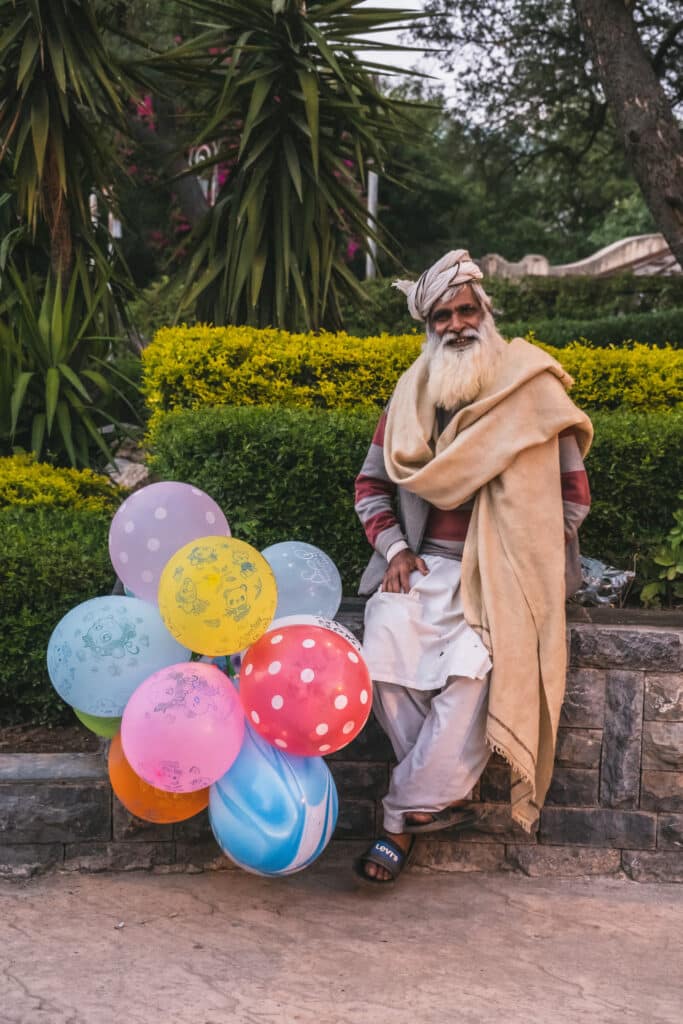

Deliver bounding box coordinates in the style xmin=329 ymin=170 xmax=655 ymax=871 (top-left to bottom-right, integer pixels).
xmin=352 ymin=250 xmax=592 ymax=887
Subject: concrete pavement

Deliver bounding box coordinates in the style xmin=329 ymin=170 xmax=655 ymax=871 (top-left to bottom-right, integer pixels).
xmin=1 ymin=851 xmax=681 ymax=1024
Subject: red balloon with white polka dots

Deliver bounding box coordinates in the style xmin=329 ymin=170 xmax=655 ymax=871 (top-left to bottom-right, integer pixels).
xmin=239 ymin=624 xmax=372 ymax=757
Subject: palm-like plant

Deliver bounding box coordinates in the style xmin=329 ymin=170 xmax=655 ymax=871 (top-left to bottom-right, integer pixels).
xmin=0 ymin=259 xmax=139 ymax=467
xmin=0 ymin=0 xmax=137 ymax=281
xmin=174 ymin=0 xmax=421 ymax=329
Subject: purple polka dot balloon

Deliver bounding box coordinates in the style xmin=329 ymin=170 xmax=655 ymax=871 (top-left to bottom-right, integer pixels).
xmin=109 ymin=482 xmax=231 ymax=603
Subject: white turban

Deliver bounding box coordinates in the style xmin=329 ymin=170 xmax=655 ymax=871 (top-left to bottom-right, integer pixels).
xmin=393 ymin=249 xmax=484 ymax=322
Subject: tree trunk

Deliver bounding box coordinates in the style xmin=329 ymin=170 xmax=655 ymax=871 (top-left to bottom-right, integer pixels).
xmin=573 ymin=0 xmax=683 ymax=267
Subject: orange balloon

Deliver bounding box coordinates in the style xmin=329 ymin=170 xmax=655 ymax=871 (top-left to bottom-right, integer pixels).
xmin=108 ymin=733 xmax=209 ymax=824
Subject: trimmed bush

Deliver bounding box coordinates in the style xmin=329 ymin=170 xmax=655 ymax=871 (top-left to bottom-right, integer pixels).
xmin=0 ymin=507 xmax=116 ymax=725
xmin=0 ymin=455 xmax=122 ymax=513
xmin=142 ymin=325 xmax=683 ymax=439
xmin=338 ymin=274 xmax=683 ymax=336
xmin=502 ymin=308 xmax=683 ymax=349
xmin=148 ymin=405 xmax=683 ymax=592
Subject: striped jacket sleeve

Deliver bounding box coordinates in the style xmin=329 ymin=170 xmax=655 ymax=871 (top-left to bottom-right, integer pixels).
xmin=560 ymin=428 xmax=591 ymax=540
xmin=354 ymin=409 xmax=408 ymax=561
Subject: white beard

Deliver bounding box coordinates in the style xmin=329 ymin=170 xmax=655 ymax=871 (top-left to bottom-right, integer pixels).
xmin=424 ymin=314 xmax=505 ymax=411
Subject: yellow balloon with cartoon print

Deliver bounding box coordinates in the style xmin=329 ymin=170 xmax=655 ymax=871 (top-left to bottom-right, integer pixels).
xmin=158 ymin=536 xmax=278 ymax=656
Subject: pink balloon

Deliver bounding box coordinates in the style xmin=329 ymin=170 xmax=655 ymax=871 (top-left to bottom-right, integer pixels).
xmin=239 ymin=625 xmax=372 ymax=757
xmin=109 ymin=482 xmax=231 ymax=603
xmin=121 ymin=662 xmax=245 ymax=793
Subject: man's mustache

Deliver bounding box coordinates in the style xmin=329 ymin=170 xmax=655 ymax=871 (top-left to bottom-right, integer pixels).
xmin=441 ymin=328 xmax=480 ymax=347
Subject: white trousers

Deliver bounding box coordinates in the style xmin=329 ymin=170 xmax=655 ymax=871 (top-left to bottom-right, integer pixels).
xmin=372 ymin=673 xmax=491 ymax=833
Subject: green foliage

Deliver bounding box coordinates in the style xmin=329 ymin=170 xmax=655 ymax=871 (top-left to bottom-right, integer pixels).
xmin=0 ymin=454 xmax=121 ymax=513
xmin=578 ymin=410 xmax=683 ymax=569
xmin=148 ymin=404 xmax=683 ymax=593
xmin=504 ymin=310 xmax=683 ymax=349
xmin=128 ymin=275 xmax=194 ymax=344
xmin=173 ymin=0 xmax=419 ymax=329
xmin=0 ymin=265 xmax=141 ymax=467
xmin=0 ymin=507 xmax=115 ymax=725
xmin=148 ymin=404 xmax=377 ymax=590
xmin=339 ymin=274 xmax=683 ymax=337
xmin=639 ymin=499 xmax=683 ymax=608
xmin=0 ymin=0 xmax=137 ymax=283
xmin=142 ymin=325 xmax=683 ymax=439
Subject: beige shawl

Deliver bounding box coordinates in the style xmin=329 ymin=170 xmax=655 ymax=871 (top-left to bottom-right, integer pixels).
xmin=384 ymin=337 xmax=593 ymax=832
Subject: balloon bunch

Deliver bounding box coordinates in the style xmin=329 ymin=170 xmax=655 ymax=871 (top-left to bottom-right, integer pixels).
xmin=46 ymin=482 xmax=372 ymax=876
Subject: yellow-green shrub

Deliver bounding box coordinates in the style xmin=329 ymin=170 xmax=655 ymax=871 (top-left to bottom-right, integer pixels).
xmin=142 ymin=324 xmax=683 ymax=438
xmin=0 ymin=455 xmax=122 ymax=514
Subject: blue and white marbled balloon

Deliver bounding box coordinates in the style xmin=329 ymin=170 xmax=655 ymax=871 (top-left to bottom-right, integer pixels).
xmin=46 ymin=595 xmax=190 ymax=717
xmin=209 ymin=724 xmax=338 ymax=876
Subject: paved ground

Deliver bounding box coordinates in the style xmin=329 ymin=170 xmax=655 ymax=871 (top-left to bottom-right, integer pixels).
xmin=1 ymin=853 xmax=681 ymax=1024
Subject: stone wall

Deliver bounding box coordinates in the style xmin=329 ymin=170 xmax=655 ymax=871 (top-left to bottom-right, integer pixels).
xmin=479 ymin=232 xmax=681 ymax=278
xmin=1 ymin=609 xmax=681 ymax=881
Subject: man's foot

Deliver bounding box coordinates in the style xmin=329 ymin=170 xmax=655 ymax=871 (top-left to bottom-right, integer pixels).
xmin=403 ymin=801 xmax=476 ymax=834
xmin=353 ymin=831 xmax=415 ymax=886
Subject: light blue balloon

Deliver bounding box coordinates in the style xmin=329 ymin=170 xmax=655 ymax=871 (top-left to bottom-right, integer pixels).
xmin=209 ymin=725 xmax=338 ymax=876
xmin=261 ymin=541 xmax=342 ymax=619
xmin=46 ymin=596 xmax=190 ymax=717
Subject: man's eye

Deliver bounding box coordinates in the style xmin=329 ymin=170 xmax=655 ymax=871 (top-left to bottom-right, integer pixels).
xmin=433 ymin=312 xmax=450 ymax=322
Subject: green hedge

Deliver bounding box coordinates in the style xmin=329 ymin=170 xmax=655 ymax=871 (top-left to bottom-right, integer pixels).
xmin=0 ymin=508 xmax=115 ymax=725
xmin=339 ymin=274 xmax=683 ymax=337
xmin=502 ymin=308 xmax=683 ymax=349
xmin=148 ymin=405 xmax=683 ymax=591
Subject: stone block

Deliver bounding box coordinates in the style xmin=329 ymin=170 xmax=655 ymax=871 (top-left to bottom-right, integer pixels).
xmin=479 ymin=762 xmax=511 ymax=803
xmin=172 ymin=809 xmax=213 ymax=841
xmin=413 ymin=840 xmax=507 ymax=873
xmin=560 ymin=669 xmax=606 ymax=727
xmin=622 ymin=851 xmax=683 ymax=883
xmin=539 ymin=808 xmax=656 ymax=849
xmin=657 ymin=814 xmax=683 ymax=851
xmin=505 ymin=845 xmax=621 ymax=878
xmin=0 ymin=753 xmax=106 ymax=782
xmin=328 ymin=760 xmax=388 ymax=799
xmin=546 ymin=767 xmax=599 ymax=806
xmin=642 ymin=722 xmax=683 ymax=771
xmin=640 ymin=771 xmax=683 ymax=812
xmin=333 ymin=799 xmax=376 ymax=839
xmin=644 ymin=675 xmax=683 ymax=721
xmin=112 ymin=798 xmax=174 ymax=842
xmin=456 ymin=803 xmax=536 ymax=844
xmin=327 ymin=714 xmax=393 ymax=762
xmin=0 ymin=843 xmax=63 ymax=879
xmin=173 ymin=841 xmax=232 ymax=872
xmin=600 ymin=671 xmax=644 ymax=808
xmin=63 ymin=841 xmax=175 ymax=872
xmin=0 ymin=782 xmax=111 ymax=843
xmin=555 ymin=728 xmax=602 ymax=768
xmin=570 ymin=628 xmax=680 ymax=671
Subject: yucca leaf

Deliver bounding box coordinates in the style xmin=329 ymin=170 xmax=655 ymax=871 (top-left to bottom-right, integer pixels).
xmin=10 ymin=371 xmax=34 ymax=436
xmin=30 ymin=411 xmax=46 ymax=457
xmin=58 ymin=362 xmax=91 ymax=401
xmin=55 ymin=400 xmax=77 ymax=466
xmin=296 ymin=67 xmax=319 ymax=178
xmin=282 ymin=134 xmax=303 ymax=202
xmin=17 ymin=27 xmax=39 ymax=86
xmin=45 ymin=365 xmax=60 ymax=434
xmin=80 ymin=368 xmax=111 ymax=396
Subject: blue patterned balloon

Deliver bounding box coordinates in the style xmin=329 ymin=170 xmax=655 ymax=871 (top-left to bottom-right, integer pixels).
xmin=209 ymin=725 xmax=338 ymax=876
xmin=47 ymin=596 xmax=190 ymax=717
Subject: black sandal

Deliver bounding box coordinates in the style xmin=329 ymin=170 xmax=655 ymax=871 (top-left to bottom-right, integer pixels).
xmin=352 ymin=835 xmax=416 ymax=888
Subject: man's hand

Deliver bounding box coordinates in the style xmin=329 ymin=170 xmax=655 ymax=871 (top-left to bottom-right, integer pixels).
xmin=381 ymin=549 xmax=429 ymax=594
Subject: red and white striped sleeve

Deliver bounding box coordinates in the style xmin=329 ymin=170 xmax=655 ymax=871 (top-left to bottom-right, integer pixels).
xmin=354 ymin=409 xmax=408 ymax=561
xmin=559 ymin=428 xmax=591 ymax=541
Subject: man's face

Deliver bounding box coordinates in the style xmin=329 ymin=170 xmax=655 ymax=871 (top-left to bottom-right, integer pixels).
xmin=428 ymin=285 xmax=483 ymax=348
